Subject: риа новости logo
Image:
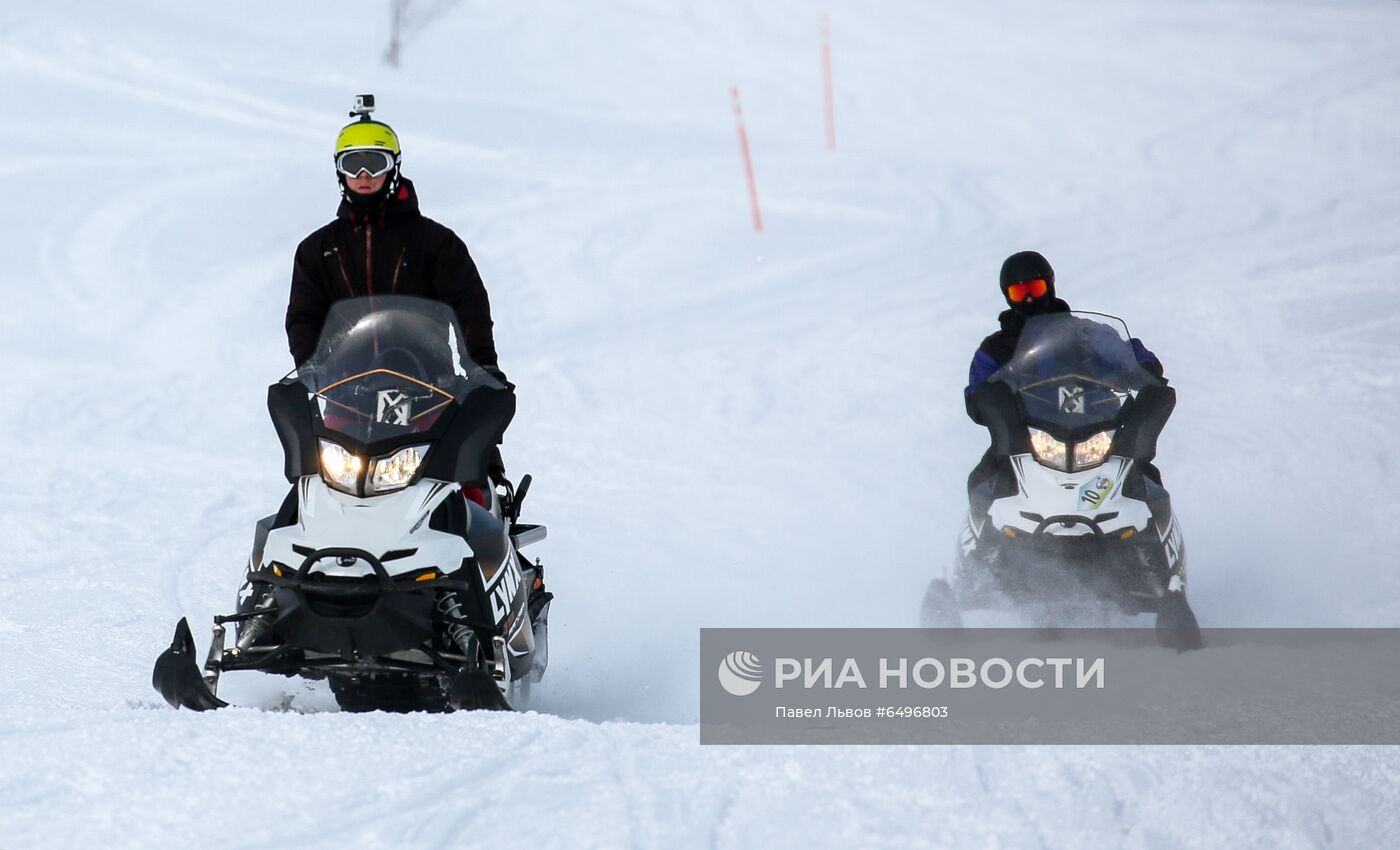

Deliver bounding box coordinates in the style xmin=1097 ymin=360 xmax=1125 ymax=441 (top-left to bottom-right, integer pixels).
xmin=717 ymin=650 xmax=763 ymax=696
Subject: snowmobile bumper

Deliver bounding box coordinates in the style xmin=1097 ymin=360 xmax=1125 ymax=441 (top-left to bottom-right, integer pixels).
xmin=255 ymin=546 xmax=496 ymax=658
xmin=962 ymin=523 xmax=1176 ymax=614
xmin=152 ymin=551 xmax=506 ymax=709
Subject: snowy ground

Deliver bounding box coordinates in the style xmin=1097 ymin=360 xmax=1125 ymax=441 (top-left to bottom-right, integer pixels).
xmin=3 ymin=0 xmax=1400 ymax=847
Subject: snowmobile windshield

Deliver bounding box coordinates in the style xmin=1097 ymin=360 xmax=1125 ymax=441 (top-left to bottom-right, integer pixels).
xmin=992 ymin=312 xmax=1158 ymax=431
xmin=296 ymin=296 xmax=507 ymax=444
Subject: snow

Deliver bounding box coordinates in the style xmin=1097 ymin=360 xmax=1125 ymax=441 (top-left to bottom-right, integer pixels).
xmin=4 ymin=0 xmax=1400 ymax=846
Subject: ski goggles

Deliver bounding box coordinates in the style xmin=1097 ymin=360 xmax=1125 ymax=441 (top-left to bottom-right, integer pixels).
xmin=1006 ymin=278 xmax=1049 ymax=303
xmin=336 ymin=149 xmax=396 ymax=178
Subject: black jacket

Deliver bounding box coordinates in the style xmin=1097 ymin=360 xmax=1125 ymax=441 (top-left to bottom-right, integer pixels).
xmin=285 ymin=178 xmax=498 ymax=367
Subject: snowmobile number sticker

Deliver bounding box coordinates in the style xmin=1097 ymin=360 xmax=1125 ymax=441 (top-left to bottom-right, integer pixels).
xmin=1077 ymin=476 xmax=1114 ymax=510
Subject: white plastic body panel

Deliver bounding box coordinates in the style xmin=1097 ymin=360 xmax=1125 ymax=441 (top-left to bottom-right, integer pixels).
xmin=261 ymin=476 xmax=470 ymax=580
xmin=987 ymin=455 xmax=1154 ymax=537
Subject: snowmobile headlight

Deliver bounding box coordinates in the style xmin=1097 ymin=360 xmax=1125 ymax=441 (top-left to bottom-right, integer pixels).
xmin=367 ymin=444 xmax=429 ymax=494
xmin=1028 ymin=427 xmax=1069 ymax=471
xmin=319 ymin=440 xmax=363 ymax=494
xmin=1073 ymin=429 xmax=1116 ymax=470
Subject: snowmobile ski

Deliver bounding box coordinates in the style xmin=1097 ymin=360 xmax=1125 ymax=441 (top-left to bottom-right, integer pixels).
xmin=152 ymin=618 xmax=228 ymax=711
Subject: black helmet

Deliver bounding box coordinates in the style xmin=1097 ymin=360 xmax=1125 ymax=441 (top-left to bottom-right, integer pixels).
xmin=999 ymin=250 xmax=1056 ymax=314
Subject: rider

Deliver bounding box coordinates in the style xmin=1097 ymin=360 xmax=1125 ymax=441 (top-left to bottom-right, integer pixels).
xmin=285 ymin=95 xmax=511 ymax=486
xmin=964 ymin=250 xmax=1165 ymax=488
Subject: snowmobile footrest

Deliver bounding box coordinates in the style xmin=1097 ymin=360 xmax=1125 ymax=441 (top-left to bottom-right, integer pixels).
xmin=152 ymin=618 xmax=228 ymax=711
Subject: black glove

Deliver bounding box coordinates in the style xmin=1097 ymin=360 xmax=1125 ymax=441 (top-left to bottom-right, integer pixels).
xmin=483 ymin=365 xmax=515 ymax=390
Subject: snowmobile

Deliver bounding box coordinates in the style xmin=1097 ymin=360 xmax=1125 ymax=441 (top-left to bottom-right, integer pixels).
xmin=153 ymin=295 xmax=551 ymax=711
xmin=922 ymin=311 xmax=1200 ymax=649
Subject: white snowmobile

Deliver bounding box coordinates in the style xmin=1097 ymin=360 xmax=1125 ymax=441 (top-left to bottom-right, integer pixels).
xmin=154 ymin=295 xmax=551 ymax=711
xmin=922 ymin=311 xmax=1200 ymax=649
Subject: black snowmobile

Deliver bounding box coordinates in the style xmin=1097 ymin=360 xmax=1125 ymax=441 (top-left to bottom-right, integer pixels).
xmin=923 ymin=311 xmax=1200 ymax=649
xmin=154 ymin=295 xmax=552 ymax=711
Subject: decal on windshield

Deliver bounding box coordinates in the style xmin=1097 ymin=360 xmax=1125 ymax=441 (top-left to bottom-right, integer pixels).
xmin=376 ymin=389 xmax=413 ymax=425
xmin=1058 ymin=385 xmax=1086 ymax=414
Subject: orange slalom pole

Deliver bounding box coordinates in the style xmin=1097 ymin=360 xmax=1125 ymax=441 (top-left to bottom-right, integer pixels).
xmin=822 ymin=12 xmax=836 ymax=151
xmin=731 ymin=85 xmax=764 ymax=234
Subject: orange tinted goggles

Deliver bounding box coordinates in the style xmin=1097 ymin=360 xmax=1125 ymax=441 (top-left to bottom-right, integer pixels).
xmin=1007 ymin=278 xmax=1049 ymax=303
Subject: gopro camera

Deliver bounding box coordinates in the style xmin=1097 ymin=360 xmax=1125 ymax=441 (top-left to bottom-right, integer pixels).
xmin=350 ymin=94 xmax=376 ymax=118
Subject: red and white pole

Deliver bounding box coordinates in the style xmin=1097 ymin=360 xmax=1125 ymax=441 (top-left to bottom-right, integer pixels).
xmin=821 ymin=12 xmax=836 ymax=151
xmin=731 ymin=85 xmax=764 ymax=234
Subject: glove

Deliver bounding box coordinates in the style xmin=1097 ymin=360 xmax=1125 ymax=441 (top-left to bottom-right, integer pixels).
xmin=1128 ymin=338 xmax=1165 ymax=381
xmin=483 ymin=365 xmax=515 ymax=390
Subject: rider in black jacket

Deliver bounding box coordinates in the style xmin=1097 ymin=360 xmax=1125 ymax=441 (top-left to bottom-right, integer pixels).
xmin=286 ymin=99 xmax=511 ymax=485
xmin=965 ymin=251 xmax=1165 ymax=489
xmin=285 ymin=103 xmax=500 ymax=374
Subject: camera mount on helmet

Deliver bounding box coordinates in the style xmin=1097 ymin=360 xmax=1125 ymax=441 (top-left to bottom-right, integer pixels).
xmin=350 ymin=93 xmax=376 ymax=121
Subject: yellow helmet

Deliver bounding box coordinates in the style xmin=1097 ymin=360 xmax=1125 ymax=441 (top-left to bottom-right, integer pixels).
xmin=334 ymin=119 xmax=401 ymax=157
xmin=333 ymin=96 xmax=404 ymax=205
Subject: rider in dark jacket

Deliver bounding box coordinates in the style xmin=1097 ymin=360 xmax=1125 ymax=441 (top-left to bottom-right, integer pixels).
xmin=965 ymin=251 xmax=1163 ymax=423
xmin=286 ymin=99 xmax=511 ymax=486
xmin=285 ymin=104 xmax=499 ymax=373
xmin=965 ymin=251 xmax=1165 ymax=489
